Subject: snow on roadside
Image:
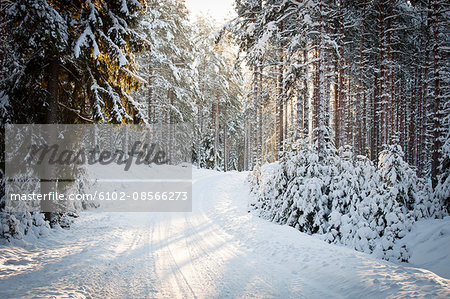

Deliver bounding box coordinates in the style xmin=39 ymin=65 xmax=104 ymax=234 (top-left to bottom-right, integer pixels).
xmin=399 ymin=216 xmax=450 ymax=279
xmin=196 ymin=171 xmax=450 ymax=297
xmin=0 ymin=168 xmax=449 ymax=298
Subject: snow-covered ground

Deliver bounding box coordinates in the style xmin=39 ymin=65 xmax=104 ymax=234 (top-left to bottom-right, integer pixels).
xmin=400 ymin=216 xmax=450 ymax=280
xmin=0 ymin=168 xmax=449 ymax=298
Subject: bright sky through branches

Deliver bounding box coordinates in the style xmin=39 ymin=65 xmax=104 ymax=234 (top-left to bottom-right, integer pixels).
xmin=184 ymin=0 xmax=236 ymax=24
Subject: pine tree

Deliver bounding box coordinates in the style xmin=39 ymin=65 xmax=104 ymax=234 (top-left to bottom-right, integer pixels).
xmin=0 ymin=0 xmax=146 ymax=231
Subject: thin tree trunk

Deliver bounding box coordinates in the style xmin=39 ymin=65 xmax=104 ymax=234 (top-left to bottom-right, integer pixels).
xmin=303 ymin=48 xmax=309 ymax=139
xmin=214 ymin=90 xmax=220 ymax=169
xmin=258 ymin=64 xmax=263 ymax=161
xmin=431 ymin=0 xmax=441 ymax=187
xmin=278 ymin=21 xmax=284 ymax=156
xmin=358 ymin=0 xmax=366 ymax=155
xmin=42 ymin=57 xmax=59 ymax=224
xmin=379 ymin=0 xmax=386 ymax=148
xmin=147 ymin=63 xmax=153 ymax=123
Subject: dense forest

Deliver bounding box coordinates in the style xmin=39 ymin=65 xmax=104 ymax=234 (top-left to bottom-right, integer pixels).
xmin=0 ymin=0 xmax=448 ymax=261
xmin=230 ymin=0 xmax=449 ymax=261
xmin=229 ymin=0 xmax=449 ymax=183
xmin=1 ymin=0 xmax=448 ymax=177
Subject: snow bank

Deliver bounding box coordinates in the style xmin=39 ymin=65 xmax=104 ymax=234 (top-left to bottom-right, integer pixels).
xmin=249 ymin=140 xmax=448 ymax=263
xmin=400 ymin=216 xmax=450 ymax=279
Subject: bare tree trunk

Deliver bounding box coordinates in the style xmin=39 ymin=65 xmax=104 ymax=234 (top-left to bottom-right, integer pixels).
xmin=334 ymin=59 xmax=340 ymax=148
xmin=244 ymin=122 xmax=248 ymax=170
xmin=147 ymin=63 xmax=153 ymax=123
xmin=379 ymin=0 xmax=386 ymax=148
xmin=252 ymin=65 xmax=260 ymax=165
xmin=277 ymin=21 xmax=284 ymax=156
xmin=258 ymin=64 xmax=263 ymax=161
xmin=419 ymin=2 xmax=432 ymax=174
xmin=224 ymin=124 xmax=227 ymax=172
xmin=214 ymin=90 xmax=220 ymax=169
xmin=372 ymin=59 xmax=379 ymax=161
xmin=431 ymin=0 xmax=441 ymax=187
xmin=316 ymin=0 xmax=325 ymax=158
xmin=197 ymin=105 xmax=203 ymax=168
xmin=42 ymin=57 xmax=59 ymax=224
xmin=358 ymin=1 xmax=366 ymax=155
xmin=303 ymin=48 xmax=309 ymax=139
xmin=386 ymin=20 xmax=392 ymax=144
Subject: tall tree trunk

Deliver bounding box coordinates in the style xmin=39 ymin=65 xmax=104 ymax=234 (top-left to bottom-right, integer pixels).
xmin=379 ymin=0 xmax=386 ymax=148
xmin=197 ymin=104 xmax=203 ymax=168
xmin=419 ymin=1 xmax=433 ymax=175
xmin=335 ymin=0 xmax=345 ymax=149
xmin=147 ymin=63 xmax=153 ymax=123
xmin=42 ymin=57 xmax=59 ymax=224
xmin=316 ymin=0 xmax=325 ymax=158
xmin=431 ymin=0 xmax=441 ymax=188
xmin=244 ymin=122 xmax=248 ymax=170
xmin=258 ymin=64 xmax=263 ymax=161
xmin=223 ymin=124 xmax=227 ymax=172
xmin=253 ymin=64 xmax=260 ymax=165
xmin=277 ymin=21 xmax=284 ymax=156
xmin=214 ymin=90 xmax=220 ymax=169
xmin=334 ymin=59 xmax=340 ymax=148
xmin=372 ymin=59 xmax=379 ymax=161
xmin=358 ymin=0 xmax=366 ymax=156
xmin=303 ymin=48 xmax=309 ymax=139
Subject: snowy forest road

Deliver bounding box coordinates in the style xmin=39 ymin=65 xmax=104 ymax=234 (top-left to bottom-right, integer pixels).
xmin=0 ymin=169 xmax=449 ymax=298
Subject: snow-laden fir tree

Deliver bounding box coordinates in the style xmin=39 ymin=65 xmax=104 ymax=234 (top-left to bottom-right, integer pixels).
xmin=0 ymin=0 xmax=146 ymax=235
xmin=134 ymin=0 xmax=194 ymax=125
xmin=192 ymin=16 xmax=243 ymax=170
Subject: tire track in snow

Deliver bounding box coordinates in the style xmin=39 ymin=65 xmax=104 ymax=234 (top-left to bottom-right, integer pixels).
xmin=151 ymin=213 xmax=197 ymax=299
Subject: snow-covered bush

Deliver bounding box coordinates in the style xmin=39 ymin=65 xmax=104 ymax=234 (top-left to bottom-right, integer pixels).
xmin=279 ymin=140 xmax=335 ymax=234
xmin=0 ymin=175 xmax=50 ymax=240
xmin=249 ymin=160 xmax=287 ymax=220
xmin=249 ymin=142 xmax=443 ymax=262
xmin=0 ymin=166 xmax=89 ymax=242
xmin=326 ymin=146 xmax=359 ymax=244
xmin=0 ymin=210 xmax=50 ymax=241
xmin=0 ymin=212 xmax=22 ymax=241
xmin=195 ymin=134 xmax=216 ymax=170
xmin=250 ymin=139 xmax=334 ymax=234
xmin=377 ymin=144 xmax=419 ymax=211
